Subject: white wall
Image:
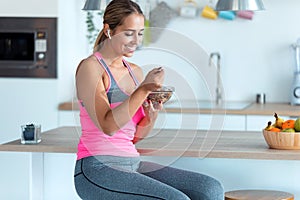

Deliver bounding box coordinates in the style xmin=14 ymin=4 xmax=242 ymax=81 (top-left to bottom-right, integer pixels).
xmin=0 ymin=0 xmax=59 ymax=199
xmin=0 ymin=0 xmax=59 ymax=141
xmin=128 ymin=0 xmax=300 ymax=103
xmin=56 ymin=0 xmax=300 ymax=103
xmin=39 ymin=0 xmax=300 ymax=104
xmin=57 ymin=0 xmax=88 ymax=103
xmin=168 ymin=0 xmax=300 ymax=103
xmin=0 ymin=0 xmax=57 ymax=17
xmin=0 ymin=1 xmax=87 ymax=199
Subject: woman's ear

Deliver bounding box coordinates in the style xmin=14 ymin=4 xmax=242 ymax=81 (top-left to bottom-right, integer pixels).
xmin=103 ymin=23 xmax=111 ymax=39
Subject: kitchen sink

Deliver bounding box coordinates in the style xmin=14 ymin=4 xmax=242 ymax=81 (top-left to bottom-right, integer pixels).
xmin=165 ymin=100 xmax=252 ymax=110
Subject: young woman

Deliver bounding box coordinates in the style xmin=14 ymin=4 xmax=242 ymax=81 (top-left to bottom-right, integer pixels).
xmin=74 ymin=0 xmax=224 ymax=199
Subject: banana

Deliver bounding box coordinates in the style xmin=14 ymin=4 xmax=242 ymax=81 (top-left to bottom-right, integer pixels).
xmin=274 ymin=113 xmax=284 ymax=128
xmin=265 ymin=121 xmax=275 ymax=131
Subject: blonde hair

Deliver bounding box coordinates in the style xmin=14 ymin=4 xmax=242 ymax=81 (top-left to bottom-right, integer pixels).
xmin=93 ymin=0 xmax=144 ymax=51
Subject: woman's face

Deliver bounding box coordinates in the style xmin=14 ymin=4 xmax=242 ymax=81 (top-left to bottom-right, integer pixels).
xmin=111 ymin=13 xmax=145 ymax=57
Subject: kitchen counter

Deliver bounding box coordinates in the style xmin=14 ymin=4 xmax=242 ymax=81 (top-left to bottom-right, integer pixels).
xmin=1 ymin=126 xmax=300 ymax=160
xmin=58 ymin=101 xmax=300 ymax=116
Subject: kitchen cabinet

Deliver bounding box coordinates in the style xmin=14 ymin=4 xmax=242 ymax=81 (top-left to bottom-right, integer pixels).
xmin=59 ymin=111 xmax=246 ymax=131
xmin=246 ymin=115 xmax=271 ymax=131
xmin=58 ymin=102 xmax=300 ymax=131
xmin=154 ymin=113 xmax=246 ymax=131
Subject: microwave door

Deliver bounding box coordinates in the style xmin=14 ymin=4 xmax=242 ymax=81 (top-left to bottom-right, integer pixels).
xmin=0 ymin=32 xmax=35 ymax=65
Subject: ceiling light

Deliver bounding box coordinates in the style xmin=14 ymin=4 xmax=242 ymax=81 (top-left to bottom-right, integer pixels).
xmin=215 ymin=0 xmax=265 ymax=11
xmin=82 ymin=0 xmax=109 ymax=11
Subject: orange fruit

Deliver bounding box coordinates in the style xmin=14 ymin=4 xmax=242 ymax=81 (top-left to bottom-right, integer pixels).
xmin=281 ymin=119 xmax=295 ymax=130
xmin=269 ymin=127 xmax=281 ymax=132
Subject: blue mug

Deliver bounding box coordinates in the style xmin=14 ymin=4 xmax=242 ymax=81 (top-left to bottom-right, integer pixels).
xmin=219 ymin=11 xmax=236 ymax=20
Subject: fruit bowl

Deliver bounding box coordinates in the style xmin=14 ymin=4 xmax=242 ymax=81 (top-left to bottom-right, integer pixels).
xmin=262 ymin=130 xmax=300 ymax=150
xmin=147 ymin=86 xmax=174 ymax=104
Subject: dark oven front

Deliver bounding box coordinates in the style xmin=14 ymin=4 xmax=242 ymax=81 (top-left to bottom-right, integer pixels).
xmin=0 ymin=17 xmax=57 ymax=78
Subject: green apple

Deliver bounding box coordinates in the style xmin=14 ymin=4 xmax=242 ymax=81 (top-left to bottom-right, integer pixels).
xmin=294 ymin=118 xmax=300 ymax=132
xmin=282 ymin=128 xmax=295 ymax=132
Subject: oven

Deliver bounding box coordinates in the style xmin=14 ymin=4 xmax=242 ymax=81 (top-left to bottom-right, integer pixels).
xmin=0 ymin=17 xmax=57 ymax=78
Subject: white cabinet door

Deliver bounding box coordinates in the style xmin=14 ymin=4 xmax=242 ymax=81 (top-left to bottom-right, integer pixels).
xmin=58 ymin=111 xmax=80 ymax=126
xmin=59 ymin=111 xmax=246 ymax=131
xmin=154 ymin=113 xmax=246 ymax=131
xmin=246 ymin=115 xmax=271 ymax=131
xmin=198 ymin=114 xmax=245 ymax=131
xmin=154 ymin=113 xmax=200 ymax=130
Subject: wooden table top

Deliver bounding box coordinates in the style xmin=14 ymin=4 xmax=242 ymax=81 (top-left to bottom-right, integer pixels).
xmin=225 ymin=190 xmax=294 ymax=200
xmin=1 ymin=126 xmax=300 ymax=160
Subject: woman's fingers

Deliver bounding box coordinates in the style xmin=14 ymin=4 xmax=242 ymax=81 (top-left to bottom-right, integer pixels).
xmin=149 ymin=100 xmax=163 ymax=111
xmin=140 ymin=67 xmax=165 ymax=92
xmin=154 ymin=101 xmax=163 ymax=111
xmin=154 ymin=67 xmax=163 ymax=73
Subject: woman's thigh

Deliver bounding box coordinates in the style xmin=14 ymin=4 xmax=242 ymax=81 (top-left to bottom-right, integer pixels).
xmin=74 ymin=157 xmax=190 ymax=200
xmin=137 ymin=161 xmax=224 ymax=200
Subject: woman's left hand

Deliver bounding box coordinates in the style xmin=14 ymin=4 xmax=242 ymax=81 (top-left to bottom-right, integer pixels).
xmin=134 ymin=100 xmax=162 ymax=144
xmin=143 ymin=100 xmax=163 ymax=120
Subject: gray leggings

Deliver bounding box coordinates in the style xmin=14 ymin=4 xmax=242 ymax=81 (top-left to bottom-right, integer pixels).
xmin=74 ymin=156 xmax=224 ymax=200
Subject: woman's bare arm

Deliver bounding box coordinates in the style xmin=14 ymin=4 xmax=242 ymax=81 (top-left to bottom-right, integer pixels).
xmin=130 ymin=63 xmax=163 ymax=143
xmin=76 ymin=57 xmax=164 ymax=136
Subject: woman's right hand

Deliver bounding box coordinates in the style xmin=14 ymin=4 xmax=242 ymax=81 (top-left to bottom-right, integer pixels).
xmin=140 ymin=67 xmax=165 ymax=92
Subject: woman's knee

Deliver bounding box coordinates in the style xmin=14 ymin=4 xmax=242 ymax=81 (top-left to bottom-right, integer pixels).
xmin=195 ymin=175 xmax=224 ymax=200
xmin=208 ymin=178 xmax=224 ymax=199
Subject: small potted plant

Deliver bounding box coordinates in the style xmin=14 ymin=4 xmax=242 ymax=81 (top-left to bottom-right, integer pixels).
xmin=86 ymin=11 xmax=101 ymax=45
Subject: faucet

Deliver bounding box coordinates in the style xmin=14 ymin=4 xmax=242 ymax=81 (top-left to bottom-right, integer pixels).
xmin=209 ymin=52 xmax=222 ymax=105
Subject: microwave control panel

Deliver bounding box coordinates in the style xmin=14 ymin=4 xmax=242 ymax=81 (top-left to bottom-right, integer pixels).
xmin=35 ymin=30 xmax=47 ymax=66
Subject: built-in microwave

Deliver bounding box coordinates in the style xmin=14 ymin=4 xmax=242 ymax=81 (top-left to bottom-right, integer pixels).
xmin=0 ymin=17 xmax=57 ymax=78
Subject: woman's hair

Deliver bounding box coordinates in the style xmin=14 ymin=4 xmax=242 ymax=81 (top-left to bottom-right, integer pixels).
xmin=93 ymin=0 xmax=144 ymax=51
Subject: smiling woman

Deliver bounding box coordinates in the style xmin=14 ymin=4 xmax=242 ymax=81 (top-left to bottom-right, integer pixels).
xmin=73 ymin=0 xmax=224 ymax=199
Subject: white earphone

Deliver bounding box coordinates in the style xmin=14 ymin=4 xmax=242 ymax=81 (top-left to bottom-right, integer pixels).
xmin=107 ymin=29 xmax=111 ymax=39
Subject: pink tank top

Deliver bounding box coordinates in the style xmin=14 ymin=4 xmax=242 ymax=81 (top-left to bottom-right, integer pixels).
xmin=76 ymin=52 xmax=145 ymax=160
